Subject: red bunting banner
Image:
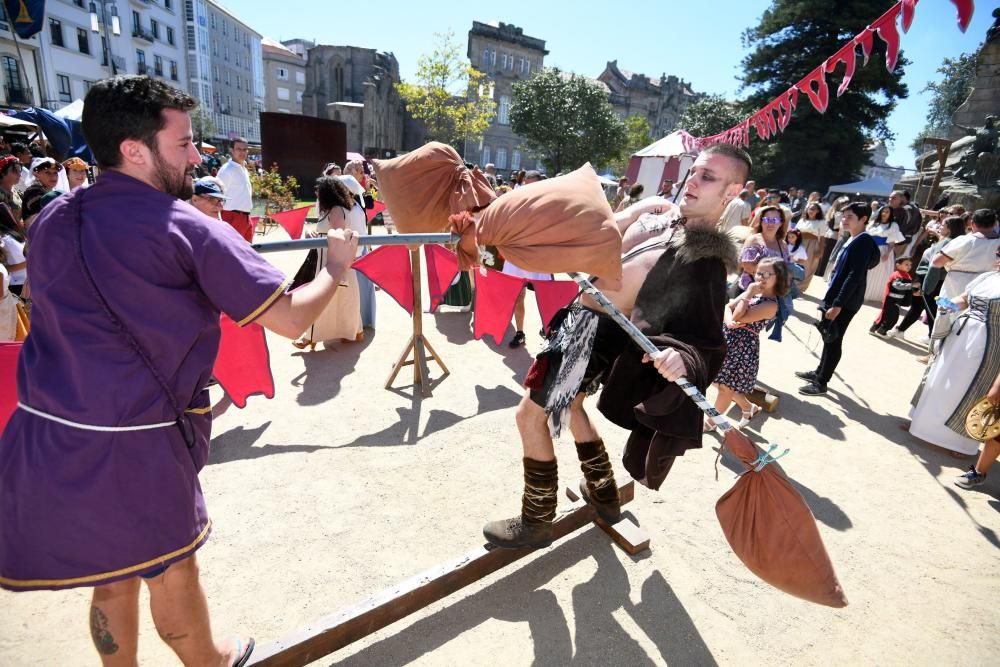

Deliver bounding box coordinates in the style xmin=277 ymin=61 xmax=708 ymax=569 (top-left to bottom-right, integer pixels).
xmin=473 ymin=269 xmax=529 ymax=344
xmin=213 ymin=315 xmax=275 ymax=408
xmin=268 ymin=205 xmax=312 ymax=241
xmin=423 ymin=244 xmax=460 ymax=312
xmin=352 ymin=245 xmax=414 ymax=314
xmin=533 ymin=280 xmax=580 ymax=333
xmin=366 ymin=200 xmax=387 ymax=223
xmin=0 ymin=342 xmax=20 ymax=432
xmin=691 ymin=0 xmax=975 ymax=150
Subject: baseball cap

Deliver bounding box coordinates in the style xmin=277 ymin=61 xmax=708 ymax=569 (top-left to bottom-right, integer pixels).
xmin=62 ymin=157 xmax=89 ymax=171
xmin=32 ymin=157 xmax=62 ymax=172
xmin=193 ymin=177 xmax=227 ymax=199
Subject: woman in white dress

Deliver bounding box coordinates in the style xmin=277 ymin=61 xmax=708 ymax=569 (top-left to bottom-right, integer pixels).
xmin=933 ymin=208 xmax=1000 ymax=300
xmin=337 ymin=175 xmax=376 ymax=329
xmin=293 ymin=177 xmax=363 ymax=350
xmin=909 ymin=249 xmax=1000 ymax=457
xmin=864 ymin=205 xmax=906 ymax=302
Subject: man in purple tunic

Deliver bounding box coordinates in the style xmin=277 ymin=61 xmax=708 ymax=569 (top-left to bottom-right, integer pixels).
xmin=0 ymin=76 xmax=358 ymax=666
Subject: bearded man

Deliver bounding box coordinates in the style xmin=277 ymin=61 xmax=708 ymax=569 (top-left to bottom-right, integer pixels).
xmin=484 ymin=143 xmax=750 ymax=548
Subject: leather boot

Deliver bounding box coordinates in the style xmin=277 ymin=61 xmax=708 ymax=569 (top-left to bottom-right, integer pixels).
xmin=483 ymin=457 xmax=558 ymax=549
xmin=575 ymin=439 xmax=621 ymax=523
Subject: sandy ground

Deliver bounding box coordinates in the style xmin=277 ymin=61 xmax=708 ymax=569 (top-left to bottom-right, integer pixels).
xmin=3 ymin=225 xmax=999 ymax=666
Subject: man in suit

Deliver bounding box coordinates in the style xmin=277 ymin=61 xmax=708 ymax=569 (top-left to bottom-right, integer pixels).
xmin=797 ymin=201 xmax=880 ymax=396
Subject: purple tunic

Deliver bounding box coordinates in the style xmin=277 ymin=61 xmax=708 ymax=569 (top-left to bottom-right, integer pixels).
xmin=0 ymin=171 xmax=289 ymax=591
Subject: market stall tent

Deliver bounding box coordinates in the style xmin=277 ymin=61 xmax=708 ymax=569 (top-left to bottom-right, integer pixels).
xmin=624 ymin=130 xmax=699 ymax=199
xmin=826 ymin=175 xmax=896 ymax=199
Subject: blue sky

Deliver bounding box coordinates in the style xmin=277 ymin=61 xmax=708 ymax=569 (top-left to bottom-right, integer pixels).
xmin=232 ymin=0 xmax=992 ymax=172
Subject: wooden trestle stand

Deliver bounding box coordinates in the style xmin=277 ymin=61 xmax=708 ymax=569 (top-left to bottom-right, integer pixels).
xmin=248 ymin=480 xmax=649 ymax=666
xmin=384 ymin=247 xmax=449 ymax=396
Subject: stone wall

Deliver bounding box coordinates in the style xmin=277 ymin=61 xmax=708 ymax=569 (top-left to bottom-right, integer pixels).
xmin=949 ymin=39 xmax=1000 ymax=140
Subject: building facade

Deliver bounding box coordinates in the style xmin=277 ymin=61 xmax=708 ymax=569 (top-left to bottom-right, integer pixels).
xmin=596 ymin=60 xmax=696 ymax=139
xmin=35 ymin=0 xmax=187 ymax=111
xmin=261 ymin=37 xmax=305 ymax=115
xmin=0 ymin=17 xmax=43 ymax=109
xmin=183 ymin=0 xmax=263 ymax=143
xmin=466 ymin=21 xmax=547 ymax=174
xmin=301 ymin=44 xmax=405 ymax=157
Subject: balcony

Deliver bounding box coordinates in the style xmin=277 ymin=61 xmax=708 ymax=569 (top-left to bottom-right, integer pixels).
xmin=137 ymin=63 xmax=148 ymax=75
xmin=5 ymin=85 xmax=33 ymax=106
xmin=132 ymin=26 xmax=155 ymax=42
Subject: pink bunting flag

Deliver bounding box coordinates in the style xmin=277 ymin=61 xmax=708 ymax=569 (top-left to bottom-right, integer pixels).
xmin=825 ymin=44 xmax=858 ymax=98
xmin=0 ymin=342 xmax=20 ymax=432
xmin=366 ymin=200 xmax=387 ymax=223
xmin=268 ymin=205 xmax=312 ymax=240
xmin=423 ymin=244 xmax=460 ymax=312
xmin=473 ymin=268 xmax=527 ymax=344
xmin=872 ymin=3 xmax=902 ymax=72
xmin=352 ymin=245 xmax=414 ymax=314
xmin=950 ymin=0 xmax=973 ymax=32
xmin=533 ymin=281 xmax=580 ymax=334
xmin=212 ymin=315 xmax=274 ymax=409
xmin=798 ymin=65 xmax=830 ymax=114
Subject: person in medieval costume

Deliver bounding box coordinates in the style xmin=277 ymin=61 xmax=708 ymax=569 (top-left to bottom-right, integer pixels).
xmin=0 ymin=76 xmax=359 ymax=666
xmin=483 ymin=143 xmax=750 ymax=548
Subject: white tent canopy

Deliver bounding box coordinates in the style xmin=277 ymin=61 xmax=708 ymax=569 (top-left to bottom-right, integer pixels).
xmin=826 ymin=175 xmax=896 ymax=198
xmin=54 ymin=99 xmax=84 ymax=122
xmin=633 ymin=129 xmax=699 ymax=158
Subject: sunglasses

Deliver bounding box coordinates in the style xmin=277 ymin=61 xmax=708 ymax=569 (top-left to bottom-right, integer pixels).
xmin=34 ymin=165 xmax=62 ymax=173
xmin=755 ymin=271 xmax=775 ymax=278
xmin=761 ymin=216 xmax=782 ymax=224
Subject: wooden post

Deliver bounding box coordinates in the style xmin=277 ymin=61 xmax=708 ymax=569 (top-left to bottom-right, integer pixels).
xmin=248 ymin=482 xmax=639 ymax=666
xmin=922 ymin=138 xmax=953 ymax=208
xmin=385 ymin=248 xmax=449 ymax=396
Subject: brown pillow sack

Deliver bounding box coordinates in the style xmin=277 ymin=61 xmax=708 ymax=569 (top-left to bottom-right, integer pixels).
xmin=372 ymin=142 xmax=495 ymax=234
xmin=457 ymin=163 xmax=621 ymax=282
xmin=716 ymin=450 xmax=848 ymax=608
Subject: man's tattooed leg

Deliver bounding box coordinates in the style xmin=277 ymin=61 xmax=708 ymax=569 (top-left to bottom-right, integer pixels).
xmin=89 ymin=606 xmax=119 ymax=655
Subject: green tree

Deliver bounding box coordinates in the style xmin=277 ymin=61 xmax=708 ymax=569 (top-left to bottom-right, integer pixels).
xmin=676 ymin=94 xmax=746 ymax=137
xmin=740 ymin=0 xmax=909 ymax=189
xmin=190 ymin=107 xmax=216 ymax=146
xmin=250 ymin=164 xmax=299 ymax=213
xmin=396 ymin=30 xmax=496 ymax=147
xmin=606 ymin=114 xmax=652 ymax=176
xmin=909 ymin=51 xmax=978 ymax=155
xmin=511 ymin=68 xmax=627 ymax=174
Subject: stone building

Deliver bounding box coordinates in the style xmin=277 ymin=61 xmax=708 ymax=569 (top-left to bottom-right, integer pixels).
xmin=466 ymin=21 xmax=547 ymax=174
xmin=261 ymin=37 xmax=305 ymax=114
xmin=301 ymin=45 xmax=405 ymax=157
xmin=0 ymin=18 xmax=43 ymax=110
xmin=596 ymin=60 xmax=696 ymax=139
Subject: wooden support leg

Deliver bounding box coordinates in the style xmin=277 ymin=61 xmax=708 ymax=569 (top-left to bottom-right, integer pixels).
xmin=564 ymin=485 xmax=650 ymax=556
xmin=248 ymin=482 xmax=638 ymax=666
xmin=385 ymin=335 xmax=415 ymax=389
xmin=747 ymin=384 xmax=779 ymax=412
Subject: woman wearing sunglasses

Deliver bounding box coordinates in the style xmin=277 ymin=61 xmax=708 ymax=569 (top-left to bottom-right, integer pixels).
xmin=737 ymin=205 xmax=790 ymax=291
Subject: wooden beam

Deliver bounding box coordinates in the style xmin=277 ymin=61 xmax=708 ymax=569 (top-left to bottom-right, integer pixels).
xmin=564 ymin=485 xmax=650 ymax=556
xmin=248 ymin=481 xmax=636 ymax=666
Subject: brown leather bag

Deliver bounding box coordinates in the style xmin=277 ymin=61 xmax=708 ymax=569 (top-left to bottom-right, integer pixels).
xmin=716 ymin=447 xmax=848 ymax=608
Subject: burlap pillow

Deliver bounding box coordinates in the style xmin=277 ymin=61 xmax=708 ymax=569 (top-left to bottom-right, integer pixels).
xmin=458 ymin=163 xmax=621 ymax=282
xmin=372 ymin=142 xmax=495 ymax=234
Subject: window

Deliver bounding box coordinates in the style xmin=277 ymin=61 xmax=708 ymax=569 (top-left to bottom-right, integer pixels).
xmin=238 ymin=98 xmax=243 ymax=113
xmin=170 ymin=60 xmax=178 ymax=81
xmin=295 ymin=90 xmax=303 ymax=103
xmin=212 ymin=40 xmax=217 ymax=56
xmin=222 ymin=19 xmax=228 ymax=36
xmin=236 ymin=75 xmax=241 ymax=90
xmin=136 ymin=49 xmax=146 ymax=74
xmin=511 ymin=150 xmax=521 ymax=171
xmin=84 ymin=80 xmax=95 ymax=91
xmin=3 ymin=56 xmax=25 ymax=103
xmin=481 ymin=146 xmax=490 ymax=166
xmin=501 ymin=53 xmax=509 ymax=70
xmin=165 ymin=0 xmax=172 ymax=9
xmin=166 ymin=27 xmax=174 ymax=45
xmin=77 ymin=28 xmax=90 ymax=55
xmin=73 ymin=0 xmax=84 ymax=6
xmin=498 ymin=95 xmax=510 ymax=125
xmin=210 ymin=12 xmax=216 ymax=29
xmin=225 ymin=69 xmax=230 ymax=85
xmin=213 ymin=65 xmax=219 ymax=81
xmin=57 ymin=75 xmax=72 ymax=102
xmin=521 ymin=59 xmax=530 ymax=75
xmin=224 ymin=45 xmax=229 ymax=61
xmin=295 ymin=71 xmax=305 ymax=85
xmin=132 ymin=11 xmax=140 ymax=33
xmin=49 ymin=18 xmax=64 ymax=47
xmin=277 ymin=86 xmax=290 ymax=101
xmin=481 ymin=48 xmax=495 ymax=67
xmin=496 ymin=148 xmax=507 ymax=170
xmin=154 ymin=55 xmax=163 ymax=77
xmin=150 ymin=19 xmax=159 ymax=40
xmin=276 ymin=67 xmax=287 ymax=80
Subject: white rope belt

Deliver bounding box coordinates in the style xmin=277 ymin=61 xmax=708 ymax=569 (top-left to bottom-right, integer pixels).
xmin=17 ymin=402 xmax=176 ymax=432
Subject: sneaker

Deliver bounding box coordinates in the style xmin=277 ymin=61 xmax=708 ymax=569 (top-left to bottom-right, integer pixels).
xmin=887 ymin=328 xmax=902 ymax=339
xmin=869 ymin=329 xmax=887 ymax=338
xmin=955 ymin=466 xmax=987 ymax=489
xmin=918 ymin=335 xmax=930 ymax=345
xmin=508 ymin=331 xmax=526 ymax=348
xmin=794 ymin=370 xmax=819 ymax=382
xmin=798 ymin=381 xmax=828 ymax=396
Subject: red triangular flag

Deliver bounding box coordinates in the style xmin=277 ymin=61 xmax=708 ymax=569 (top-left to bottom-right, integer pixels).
xmin=424 ymin=245 xmax=460 ymax=312
xmin=212 ymin=315 xmax=275 ymax=409
xmin=269 ymin=205 xmax=312 ymax=240
xmin=366 ymin=200 xmax=387 ymax=223
xmin=352 ymin=245 xmax=414 ymax=314
xmin=533 ymin=280 xmax=579 ymax=334
xmin=473 ymin=268 xmax=525 ymax=344
xmin=0 ymin=342 xmax=20 ymax=432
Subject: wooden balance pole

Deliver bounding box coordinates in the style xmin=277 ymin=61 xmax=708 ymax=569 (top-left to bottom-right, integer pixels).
xmin=384 ymin=247 xmax=449 ymax=397
xmin=247 ymin=480 xmax=647 ymax=666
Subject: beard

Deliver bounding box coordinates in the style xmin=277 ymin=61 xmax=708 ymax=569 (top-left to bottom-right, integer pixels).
xmin=150 ymin=146 xmax=194 ymax=200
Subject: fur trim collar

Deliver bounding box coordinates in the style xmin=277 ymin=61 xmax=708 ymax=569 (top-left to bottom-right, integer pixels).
xmin=670 ymin=224 xmax=739 ymax=274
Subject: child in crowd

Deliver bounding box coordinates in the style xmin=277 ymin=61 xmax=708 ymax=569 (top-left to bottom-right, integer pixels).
xmin=709 ymin=257 xmax=791 ymax=430
xmin=870 ymin=256 xmax=913 ymax=337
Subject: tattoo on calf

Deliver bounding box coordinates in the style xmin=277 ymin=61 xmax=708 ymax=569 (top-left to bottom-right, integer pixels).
xmin=89 ymin=606 xmax=119 ymax=655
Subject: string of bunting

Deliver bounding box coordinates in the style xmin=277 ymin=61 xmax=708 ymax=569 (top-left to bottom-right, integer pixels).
xmin=690 ymin=0 xmax=975 ymax=151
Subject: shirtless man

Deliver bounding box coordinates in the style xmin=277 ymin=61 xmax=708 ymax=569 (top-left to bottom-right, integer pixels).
xmin=484 ymin=143 xmax=751 ymax=548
